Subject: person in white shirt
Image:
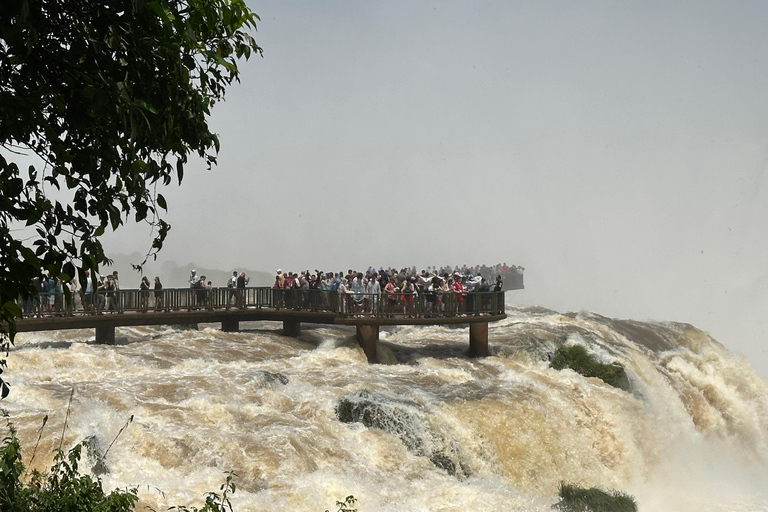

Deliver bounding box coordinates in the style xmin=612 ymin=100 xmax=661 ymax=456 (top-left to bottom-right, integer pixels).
xmin=337 ymin=278 xmax=351 ymax=314
xmin=367 ymin=274 xmax=381 ymax=314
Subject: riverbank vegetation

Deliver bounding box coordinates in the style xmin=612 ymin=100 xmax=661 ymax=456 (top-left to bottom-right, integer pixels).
xmin=554 ymin=481 xmax=638 ymax=512
xmin=0 ymin=411 xmax=242 ymax=512
xmin=550 ymin=344 xmax=630 ymax=391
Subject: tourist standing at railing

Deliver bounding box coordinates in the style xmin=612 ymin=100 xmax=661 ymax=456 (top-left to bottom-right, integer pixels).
xmin=140 ymin=276 xmax=150 ymax=312
xmin=188 ymin=269 xmax=199 ymax=309
xmin=337 ymin=277 xmax=351 ymax=314
xmin=82 ymin=270 xmax=93 ymax=313
xmin=401 ymin=279 xmax=416 ymax=316
xmin=438 ymin=277 xmax=450 ymax=313
xmin=105 ymin=275 xmax=118 ymax=313
xmin=464 ymin=274 xmax=481 ymax=312
xmin=367 ymin=273 xmax=381 ymax=315
xmin=298 ymin=272 xmax=309 ymax=309
xmin=94 ymin=276 xmax=105 ymax=314
xmin=22 ymin=279 xmax=35 ymax=316
xmin=236 ymin=272 xmax=249 ymax=308
xmin=453 ymin=276 xmax=467 ymax=314
xmin=52 ymin=278 xmax=63 ymax=316
xmin=477 ymin=277 xmax=491 ymax=311
xmin=42 ymin=274 xmax=52 ymax=315
xmin=112 ymin=271 xmax=121 ymax=312
xmin=493 ymin=275 xmax=503 ymax=292
xmin=425 ymin=277 xmax=440 ymax=315
xmin=273 ymin=274 xmax=284 ymax=310
xmin=154 ymin=276 xmax=163 ymax=311
xmin=227 ymin=271 xmax=238 ymax=308
xmin=383 ymin=279 xmax=396 ymax=317
xmin=68 ymin=277 xmax=79 ymax=316
xmin=195 ymin=275 xmax=208 ymax=308
xmin=351 ymin=273 xmax=368 ymax=314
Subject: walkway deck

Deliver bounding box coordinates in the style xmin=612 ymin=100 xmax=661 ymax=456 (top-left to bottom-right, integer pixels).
xmin=12 ymin=287 xmax=507 ymax=362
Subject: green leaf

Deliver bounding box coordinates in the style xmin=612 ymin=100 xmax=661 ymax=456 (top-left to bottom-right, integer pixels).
xmin=3 ymin=301 xmax=23 ymax=319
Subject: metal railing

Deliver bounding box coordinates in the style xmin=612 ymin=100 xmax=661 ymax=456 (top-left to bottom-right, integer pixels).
xmin=16 ymin=287 xmax=506 ymax=320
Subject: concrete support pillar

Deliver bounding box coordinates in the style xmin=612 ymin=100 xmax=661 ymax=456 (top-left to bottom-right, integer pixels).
xmin=95 ymin=325 xmax=115 ymax=345
xmin=283 ymin=320 xmax=301 ymax=337
xmin=221 ymin=319 xmax=239 ymax=332
xmin=356 ymin=324 xmax=379 ymax=363
xmin=468 ymin=322 xmax=489 ymax=357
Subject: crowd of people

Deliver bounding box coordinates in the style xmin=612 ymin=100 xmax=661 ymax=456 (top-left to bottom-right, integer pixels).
xmin=268 ymin=264 xmax=517 ymax=315
xmin=20 ymin=263 xmax=522 ymax=317
xmin=22 ymin=270 xmax=165 ymax=316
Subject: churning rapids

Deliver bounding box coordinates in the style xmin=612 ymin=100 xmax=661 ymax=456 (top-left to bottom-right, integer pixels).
xmin=4 ymin=303 xmax=768 ymax=512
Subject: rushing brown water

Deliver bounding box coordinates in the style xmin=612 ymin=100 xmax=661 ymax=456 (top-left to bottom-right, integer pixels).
xmin=4 ymin=304 xmax=768 ymax=511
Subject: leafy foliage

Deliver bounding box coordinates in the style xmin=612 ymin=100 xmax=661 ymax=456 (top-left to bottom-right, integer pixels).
xmin=550 ymin=344 xmax=630 ymax=391
xmin=554 ymin=481 xmax=637 ymax=512
xmin=0 ymin=415 xmax=139 ymax=512
xmin=325 ymin=495 xmax=358 ymax=512
xmin=0 ymin=0 xmax=262 ymax=396
xmin=164 ymin=470 xmax=238 ymax=512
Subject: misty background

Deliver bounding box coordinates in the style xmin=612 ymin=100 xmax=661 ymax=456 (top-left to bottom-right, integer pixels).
xmin=98 ymin=0 xmax=768 ymax=380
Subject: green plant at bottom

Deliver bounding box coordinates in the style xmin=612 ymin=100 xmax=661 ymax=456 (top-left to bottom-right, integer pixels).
xmin=550 ymin=345 xmax=630 ymax=391
xmin=326 ymin=495 xmax=357 ymax=512
xmin=554 ymin=481 xmax=637 ymax=512
xmin=167 ymin=470 xmax=238 ymax=512
xmin=0 ymin=418 xmax=138 ymax=512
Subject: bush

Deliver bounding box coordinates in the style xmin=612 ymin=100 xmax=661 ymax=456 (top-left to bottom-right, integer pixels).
xmin=550 ymin=345 xmax=630 ymax=391
xmin=554 ymin=481 xmax=637 ymax=512
xmin=0 ymin=420 xmax=138 ymax=512
xmin=0 ymin=413 xmax=237 ymax=512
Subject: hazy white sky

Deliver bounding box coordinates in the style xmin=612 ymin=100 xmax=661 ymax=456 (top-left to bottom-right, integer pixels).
xmin=103 ymin=0 xmax=768 ymax=379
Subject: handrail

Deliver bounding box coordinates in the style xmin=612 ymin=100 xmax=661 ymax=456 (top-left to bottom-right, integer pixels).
xmin=16 ymin=287 xmax=506 ymax=320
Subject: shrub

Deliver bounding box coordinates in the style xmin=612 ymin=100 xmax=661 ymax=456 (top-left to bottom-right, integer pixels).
xmin=0 ymin=420 xmax=138 ymax=512
xmin=550 ymin=345 xmax=630 ymax=391
xmin=0 ymin=413 xmax=237 ymax=512
xmin=325 ymin=495 xmax=357 ymax=512
xmin=554 ymin=481 xmax=637 ymax=512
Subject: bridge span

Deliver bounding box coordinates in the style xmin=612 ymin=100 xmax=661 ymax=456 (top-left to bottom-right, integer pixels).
xmin=11 ymin=287 xmax=507 ymax=363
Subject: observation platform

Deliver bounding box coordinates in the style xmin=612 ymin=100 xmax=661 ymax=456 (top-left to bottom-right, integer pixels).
xmin=11 ymin=287 xmax=507 ymax=363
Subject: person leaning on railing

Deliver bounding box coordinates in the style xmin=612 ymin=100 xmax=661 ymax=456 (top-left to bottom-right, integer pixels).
xmin=154 ymin=276 xmax=163 ymax=312
xmin=236 ymin=272 xmax=249 ymax=308
xmin=139 ymin=276 xmax=151 ymax=312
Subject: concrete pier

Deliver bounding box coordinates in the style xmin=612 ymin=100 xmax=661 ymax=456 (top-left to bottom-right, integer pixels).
xmin=283 ymin=320 xmax=301 ymax=337
xmin=95 ymin=325 xmax=115 ymax=345
xmin=221 ymin=319 xmax=240 ymax=332
xmin=468 ymin=322 xmax=489 ymax=357
xmin=356 ymin=325 xmax=379 ymax=363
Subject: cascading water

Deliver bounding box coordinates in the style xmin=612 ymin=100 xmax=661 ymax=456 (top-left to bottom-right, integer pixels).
xmin=3 ymin=303 xmax=768 ymax=511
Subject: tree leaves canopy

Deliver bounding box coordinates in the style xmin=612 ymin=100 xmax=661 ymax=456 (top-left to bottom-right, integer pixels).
xmin=0 ymin=0 xmax=262 ymax=395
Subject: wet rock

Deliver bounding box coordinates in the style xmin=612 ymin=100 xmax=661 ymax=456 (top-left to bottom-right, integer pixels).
xmin=253 ymin=371 xmax=289 ymax=386
xmin=84 ymin=435 xmax=108 ymax=476
xmin=336 ymin=390 xmax=469 ymax=478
